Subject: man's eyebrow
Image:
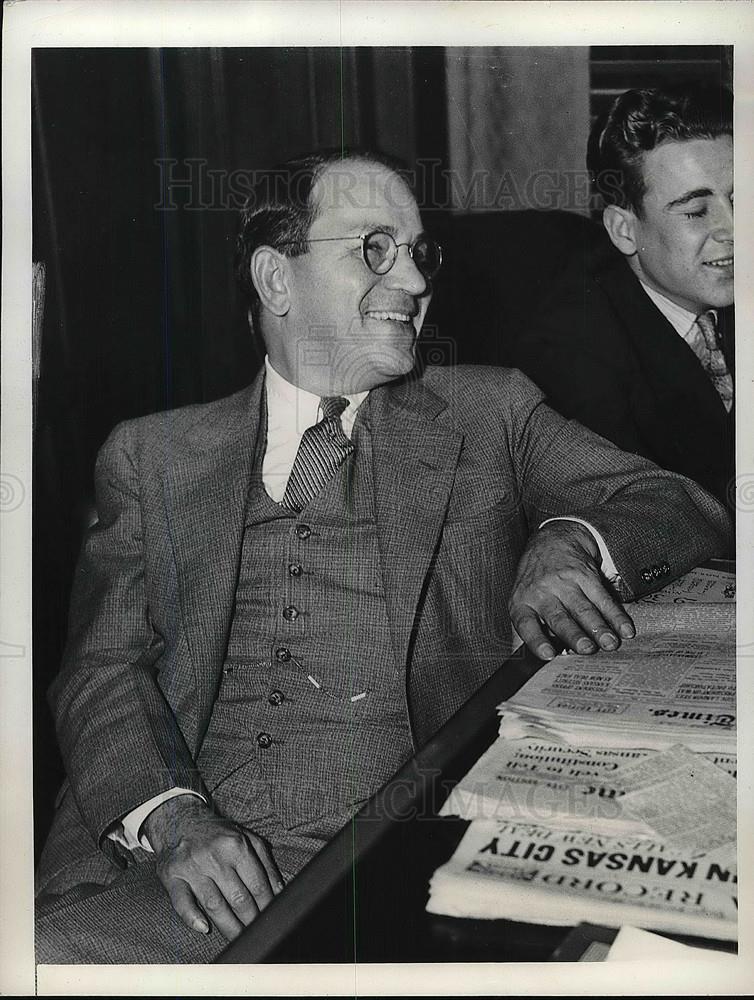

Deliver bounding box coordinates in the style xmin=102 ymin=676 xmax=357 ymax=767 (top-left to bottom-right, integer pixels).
xmin=351 ymin=221 xmax=398 ymax=237
xmin=665 ymin=187 xmax=714 ymax=209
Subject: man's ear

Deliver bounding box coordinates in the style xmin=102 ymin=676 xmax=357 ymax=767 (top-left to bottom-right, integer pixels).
xmin=602 ymin=204 xmax=640 ymax=257
xmin=250 ymin=247 xmax=290 ymax=317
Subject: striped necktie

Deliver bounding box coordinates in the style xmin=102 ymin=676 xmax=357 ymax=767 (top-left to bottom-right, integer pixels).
xmin=687 ymin=311 xmax=733 ymax=413
xmin=280 ymin=396 xmax=354 ymax=512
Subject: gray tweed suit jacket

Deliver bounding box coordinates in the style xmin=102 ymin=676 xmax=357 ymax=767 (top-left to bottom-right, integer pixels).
xmin=37 ymin=364 xmax=730 ymax=897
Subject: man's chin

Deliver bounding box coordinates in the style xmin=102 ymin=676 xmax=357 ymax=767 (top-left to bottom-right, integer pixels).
xmin=326 ymin=350 xmax=416 ymax=393
xmin=703 ymin=287 xmax=735 ymax=310
xmin=368 ymin=353 xmax=417 ymax=388
xmin=699 ymin=270 xmax=734 ymax=309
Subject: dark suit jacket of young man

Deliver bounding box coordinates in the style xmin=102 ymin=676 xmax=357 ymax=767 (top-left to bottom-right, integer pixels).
xmin=36 ymin=364 xmax=730 ymax=905
xmin=510 ymin=241 xmax=735 ymax=509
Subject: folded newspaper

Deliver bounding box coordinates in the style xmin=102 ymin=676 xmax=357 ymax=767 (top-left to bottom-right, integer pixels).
xmin=440 ymin=737 xmax=736 ymax=838
xmin=442 ymin=602 xmax=736 ymax=833
xmin=497 ymin=602 xmax=735 ymax=753
xmin=426 ymin=819 xmax=737 ymax=941
xmin=430 ymin=594 xmax=736 ymax=939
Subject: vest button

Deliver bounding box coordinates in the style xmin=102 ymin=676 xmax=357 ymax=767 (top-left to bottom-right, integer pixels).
xmin=268 ymin=689 xmax=284 ymax=706
xmin=275 ymin=646 xmax=291 ymax=662
xmin=257 ymin=732 xmax=273 ymax=749
xmin=288 ymin=562 xmax=303 ymax=577
xmin=295 ymin=524 xmax=311 ymax=540
xmin=282 ymin=605 xmax=299 ymax=621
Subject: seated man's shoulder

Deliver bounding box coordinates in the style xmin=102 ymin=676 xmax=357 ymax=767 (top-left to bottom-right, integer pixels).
xmin=421 ymin=363 xmax=545 ymax=415
xmin=510 ymin=247 xmax=639 ymax=379
xmin=100 ymin=383 xmax=257 ymax=468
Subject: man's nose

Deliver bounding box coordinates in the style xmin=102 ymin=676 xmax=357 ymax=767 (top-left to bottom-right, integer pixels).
xmin=384 ymin=245 xmax=428 ymax=296
xmin=710 ymin=197 xmax=733 ymax=241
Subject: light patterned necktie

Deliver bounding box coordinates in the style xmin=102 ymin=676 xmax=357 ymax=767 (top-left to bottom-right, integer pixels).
xmin=687 ymin=311 xmax=733 ymax=413
xmin=280 ymin=396 xmax=354 ymax=512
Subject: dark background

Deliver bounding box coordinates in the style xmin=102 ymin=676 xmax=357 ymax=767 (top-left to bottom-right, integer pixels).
xmin=32 ymin=45 xmax=731 ymax=855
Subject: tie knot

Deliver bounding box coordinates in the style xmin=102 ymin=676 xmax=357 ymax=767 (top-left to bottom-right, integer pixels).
xmin=320 ymin=396 xmax=349 ymax=422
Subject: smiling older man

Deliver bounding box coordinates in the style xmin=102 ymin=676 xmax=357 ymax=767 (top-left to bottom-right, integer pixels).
xmin=511 ymin=82 xmax=734 ymax=507
xmin=35 ymin=148 xmax=730 ymax=963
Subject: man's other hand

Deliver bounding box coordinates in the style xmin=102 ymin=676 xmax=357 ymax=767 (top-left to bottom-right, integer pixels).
xmin=143 ymin=795 xmax=284 ymax=940
xmin=509 ymin=520 xmax=635 ymax=661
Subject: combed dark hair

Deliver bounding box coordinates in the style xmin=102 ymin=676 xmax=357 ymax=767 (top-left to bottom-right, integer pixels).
xmin=588 ymin=81 xmax=733 ymax=214
xmin=234 ymin=147 xmax=411 ymax=328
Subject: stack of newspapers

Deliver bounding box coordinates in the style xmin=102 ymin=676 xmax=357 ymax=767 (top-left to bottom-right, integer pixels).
xmin=428 ymin=596 xmax=737 ymax=942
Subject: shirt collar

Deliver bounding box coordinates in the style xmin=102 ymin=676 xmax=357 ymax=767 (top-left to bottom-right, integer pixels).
xmin=638 ymin=280 xmax=715 ymax=339
xmin=264 ymin=356 xmax=369 ymax=435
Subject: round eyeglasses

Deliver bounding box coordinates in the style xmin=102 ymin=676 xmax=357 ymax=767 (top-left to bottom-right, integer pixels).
xmin=280 ymin=230 xmax=442 ymax=280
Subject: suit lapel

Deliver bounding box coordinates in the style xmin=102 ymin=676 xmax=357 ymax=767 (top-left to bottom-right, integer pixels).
xmin=163 ymin=370 xmax=265 ymax=742
xmin=368 ymin=375 xmax=463 ymax=672
xmin=596 ymin=259 xmax=729 ymax=448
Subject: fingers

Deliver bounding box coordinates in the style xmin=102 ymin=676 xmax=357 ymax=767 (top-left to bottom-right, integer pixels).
xmin=509 ymin=522 xmax=638 ymax=660
xmin=167 ymin=878 xmax=211 ymax=935
xmin=580 ymin=577 xmax=636 ymax=643
xmin=513 ymin=609 xmax=558 ymax=661
xmin=245 ymin=830 xmax=286 ymax=896
xmin=156 ymin=820 xmax=283 ymax=941
xmin=169 ymin=875 xmax=244 ymax=940
xmin=164 ymin=861 xmax=265 ymax=941
xmin=196 ymin=872 xmax=256 ymax=940
xmin=233 ymin=837 xmax=277 ymax=913
xmin=513 ymin=582 xmax=635 ymax=660
xmin=515 ymin=601 xmax=602 ymax=659
xmin=546 ymin=601 xmax=603 ymax=655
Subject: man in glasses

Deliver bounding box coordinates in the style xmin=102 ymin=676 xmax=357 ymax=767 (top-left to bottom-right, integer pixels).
xmin=36 ymin=148 xmax=730 ymax=963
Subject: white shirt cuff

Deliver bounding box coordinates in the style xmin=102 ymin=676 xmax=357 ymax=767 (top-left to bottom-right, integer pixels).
xmin=108 ymin=788 xmax=206 ymax=853
xmin=539 ymin=516 xmax=620 ymax=584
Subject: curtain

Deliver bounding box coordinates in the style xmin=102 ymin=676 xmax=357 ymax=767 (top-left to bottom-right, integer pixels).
xmin=31 ymin=45 xmax=446 ymax=851
xmin=445 ymin=47 xmax=590 ymax=215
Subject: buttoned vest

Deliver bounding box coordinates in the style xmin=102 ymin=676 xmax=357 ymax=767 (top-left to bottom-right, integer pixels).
xmin=196 ymin=401 xmax=414 ymax=877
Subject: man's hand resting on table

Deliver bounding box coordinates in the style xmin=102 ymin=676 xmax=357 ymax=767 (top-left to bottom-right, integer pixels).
xmin=509 ymin=520 xmax=636 ymax=661
xmin=143 ymin=794 xmax=284 ymax=940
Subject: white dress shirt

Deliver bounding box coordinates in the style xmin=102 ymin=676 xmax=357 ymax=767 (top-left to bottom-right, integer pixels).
xmin=112 ymin=357 xmax=618 ymax=851
xmin=262 ymin=356 xmax=369 ymax=501
xmin=639 ymin=280 xmax=715 ymax=349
